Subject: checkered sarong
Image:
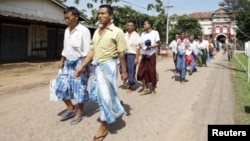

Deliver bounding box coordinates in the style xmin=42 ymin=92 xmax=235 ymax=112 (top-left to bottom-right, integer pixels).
xmin=55 ymin=57 xmax=90 ymax=103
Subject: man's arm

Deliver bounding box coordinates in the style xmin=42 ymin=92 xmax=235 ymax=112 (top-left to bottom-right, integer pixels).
xmin=119 ymin=51 xmax=127 ymax=73
xmin=74 ymin=50 xmax=94 ymax=78
xmin=118 ymin=51 xmax=128 ymax=81
xmin=59 ymin=56 xmax=66 ymax=69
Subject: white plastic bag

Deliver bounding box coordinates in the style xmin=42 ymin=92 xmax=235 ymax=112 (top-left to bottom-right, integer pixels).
xmin=49 ymin=69 xmax=62 ymax=102
xmin=49 ymin=79 xmax=60 ymax=102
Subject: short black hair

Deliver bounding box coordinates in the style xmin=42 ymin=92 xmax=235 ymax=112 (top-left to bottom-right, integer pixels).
xmin=63 ymin=6 xmax=80 ymax=17
xmin=128 ymin=20 xmax=136 ymax=25
xmin=99 ymin=4 xmax=113 ymax=15
xmin=144 ymin=19 xmax=153 ymax=27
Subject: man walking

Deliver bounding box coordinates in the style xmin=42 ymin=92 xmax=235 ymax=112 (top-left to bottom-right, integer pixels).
xmin=75 ymin=5 xmax=127 ymax=141
xmin=224 ymin=39 xmax=234 ymax=61
xmin=169 ymin=34 xmax=179 ymax=75
xmin=137 ymin=19 xmax=161 ymax=95
xmin=55 ymin=7 xmax=91 ymax=125
xmin=124 ymin=20 xmax=140 ymax=93
xmin=197 ymin=35 xmax=208 ymax=67
xmin=188 ymin=35 xmax=198 ymax=75
xmin=176 ymin=32 xmax=189 ymax=82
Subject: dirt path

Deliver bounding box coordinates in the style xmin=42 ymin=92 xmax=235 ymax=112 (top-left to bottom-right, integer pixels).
xmin=0 ymin=52 xmax=234 ymax=141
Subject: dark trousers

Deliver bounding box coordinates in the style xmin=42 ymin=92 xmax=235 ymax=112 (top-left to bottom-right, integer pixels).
xmin=125 ymin=54 xmax=137 ymax=85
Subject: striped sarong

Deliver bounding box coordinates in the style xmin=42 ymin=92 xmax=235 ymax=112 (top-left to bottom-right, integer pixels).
xmin=90 ymin=59 xmax=124 ymax=124
xmin=55 ymin=57 xmax=90 ymax=103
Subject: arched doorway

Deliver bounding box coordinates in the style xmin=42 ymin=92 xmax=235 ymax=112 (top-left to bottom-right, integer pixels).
xmin=215 ymin=34 xmax=227 ymax=43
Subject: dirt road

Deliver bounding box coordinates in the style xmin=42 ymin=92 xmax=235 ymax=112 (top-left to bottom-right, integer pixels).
xmin=0 ymin=51 xmax=234 ymax=141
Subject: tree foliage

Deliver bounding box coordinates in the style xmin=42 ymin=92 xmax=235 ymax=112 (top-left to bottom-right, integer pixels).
xmin=168 ymin=15 xmax=202 ymax=42
xmin=147 ymin=0 xmax=167 ymax=42
xmin=223 ymin=0 xmax=250 ymax=42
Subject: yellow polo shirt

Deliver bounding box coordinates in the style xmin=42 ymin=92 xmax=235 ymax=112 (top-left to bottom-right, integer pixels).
xmin=90 ymin=24 xmax=127 ymax=62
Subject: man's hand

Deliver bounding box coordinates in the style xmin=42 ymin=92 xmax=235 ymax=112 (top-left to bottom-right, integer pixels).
xmin=74 ymin=67 xmax=86 ymax=78
xmin=121 ymin=71 xmax=128 ymax=82
xmin=58 ymin=61 xmax=64 ymax=69
xmin=134 ymin=58 xmax=139 ymax=65
xmin=173 ymin=55 xmax=177 ymax=60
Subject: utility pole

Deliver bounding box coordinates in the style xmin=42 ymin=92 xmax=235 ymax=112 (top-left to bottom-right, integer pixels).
xmin=164 ymin=2 xmax=173 ymax=45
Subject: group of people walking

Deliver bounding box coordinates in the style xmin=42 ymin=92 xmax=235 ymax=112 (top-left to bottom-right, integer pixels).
xmin=53 ymin=5 xmax=160 ymax=141
xmin=169 ymin=32 xmax=223 ymax=82
xmin=51 ymin=4 xmax=236 ymax=141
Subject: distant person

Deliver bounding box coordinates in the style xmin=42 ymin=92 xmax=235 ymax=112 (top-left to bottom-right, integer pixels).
xmin=224 ymin=39 xmax=234 ymax=61
xmin=169 ymin=34 xmax=179 ymax=75
xmin=75 ymin=5 xmax=127 ymax=141
xmin=137 ymin=19 xmax=160 ymax=95
xmin=187 ymin=35 xmax=198 ymax=75
xmin=176 ymin=32 xmax=189 ymax=82
xmin=55 ymin=6 xmax=91 ymax=125
xmin=124 ymin=20 xmax=140 ymax=93
xmin=197 ymin=35 xmax=208 ymax=67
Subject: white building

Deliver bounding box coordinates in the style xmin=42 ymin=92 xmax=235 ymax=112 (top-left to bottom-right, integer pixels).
xmin=170 ymin=8 xmax=236 ymax=42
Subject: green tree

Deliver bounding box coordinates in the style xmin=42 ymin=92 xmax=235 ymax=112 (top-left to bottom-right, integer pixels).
xmin=223 ymin=0 xmax=250 ymax=42
xmin=169 ymin=15 xmax=202 ymax=42
xmin=147 ymin=0 xmax=167 ymax=42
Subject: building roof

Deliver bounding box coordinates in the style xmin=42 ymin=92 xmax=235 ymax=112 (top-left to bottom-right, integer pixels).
xmin=0 ymin=10 xmax=66 ymax=25
xmin=50 ymin=0 xmax=87 ymax=21
xmin=212 ymin=8 xmax=231 ymax=18
xmin=0 ymin=0 xmax=97 ymax=28
xmin=189 ymin=12 xmax=212 ymax=19
xmin=170 ymin=14 xmax=178 ymax=20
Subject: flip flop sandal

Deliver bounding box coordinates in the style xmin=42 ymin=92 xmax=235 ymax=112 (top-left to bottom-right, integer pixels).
xmin=93 ymin=130 xmax=108 ymax=141
xmin=139 ymin=90 xmax=150 ymax=95
xmin=70 ymin=117 xmax=82 ymax=125
xmin=60 ymin=111 xmax=77 ymax=121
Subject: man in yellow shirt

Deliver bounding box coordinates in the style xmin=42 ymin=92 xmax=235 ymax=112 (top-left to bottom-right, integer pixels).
xmin=75 ymin=4 xmax=127 ymax=141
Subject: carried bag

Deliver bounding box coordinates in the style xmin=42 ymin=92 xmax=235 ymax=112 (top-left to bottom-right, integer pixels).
xmin=186 ymin=55 xmax=193 ymax=65
xmin=49 ymin=79 xmax=60 ymax=102
xmin=49 ymin=69 xmax=62 ymax=102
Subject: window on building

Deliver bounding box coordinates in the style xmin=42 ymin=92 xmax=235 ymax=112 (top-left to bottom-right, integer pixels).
xmin=216 ymin=26 xmax=220 ymax=33
xmin=223 ymin=26 xmax=227 ymax=33
xmin=208 ymin=28 xmax=212 ymax=33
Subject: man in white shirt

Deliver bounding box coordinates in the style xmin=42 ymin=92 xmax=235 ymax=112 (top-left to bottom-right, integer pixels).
xmin=137 ymin=19 xmax=160 ymax=95
xmin=187 ymin=35 xmax=198 ymax=75
xmin=169 ymin=34 xmax=179 ymax=75
xmin=176 ymin=32 xmax=189 ymax=82
xmin=55 ymin=7 xmax=91 ymax=125
xmin=197 ymin=35 xmax=208 ymax=67
xmin=124 ymin=20 xmax=140 ymax=92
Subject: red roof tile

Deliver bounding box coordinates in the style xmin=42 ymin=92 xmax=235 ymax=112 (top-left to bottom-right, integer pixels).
xmin=189 ymin=12 xmax=212 ymax=19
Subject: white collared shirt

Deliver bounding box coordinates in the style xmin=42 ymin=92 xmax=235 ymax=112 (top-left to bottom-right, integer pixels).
xmin=125 ymin=31 xmax=140 ymax=54
xmin=169 ymin=39 xmax=178 ymax=54
xmin=140 ymin=30 xmax=160 ymax=56
xmin=197 ymin=40 xmax=209 ymax=50
xmin=62 ymin=23 xmax=91 ymax=60
xmin=186 ymin=40 xmax=198 ymax=55
xmin=177 ymin=38 xmax=190 ymax=53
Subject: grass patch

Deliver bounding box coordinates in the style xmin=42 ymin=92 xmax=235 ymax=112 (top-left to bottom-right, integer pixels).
xmin=231 ymin=53 xmax=250 ymax=124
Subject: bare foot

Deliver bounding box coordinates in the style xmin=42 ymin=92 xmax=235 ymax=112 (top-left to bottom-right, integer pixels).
xmin=126 ymin=88 xmax=132 ymax=93
xmin=126 ymin=86 xmax=132 ymax=93
xmin=151 ymin=91 xmax=156 ymax=95
xmin=93 ymin=122 xmax=108 ymax=141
